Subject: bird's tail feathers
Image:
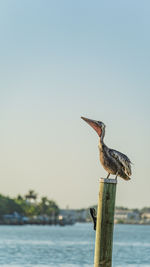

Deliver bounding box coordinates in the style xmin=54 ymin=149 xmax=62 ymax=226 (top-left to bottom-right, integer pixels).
xmin=122 ymin=175 xmax=131 ymax=181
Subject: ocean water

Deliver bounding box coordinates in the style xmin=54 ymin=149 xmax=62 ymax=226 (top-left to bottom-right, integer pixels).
xmin=0 ymin=223 xmax=149 ymax=267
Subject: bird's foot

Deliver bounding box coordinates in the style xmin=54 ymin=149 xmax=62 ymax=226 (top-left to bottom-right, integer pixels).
xmin=115 ymin=172 xmax=118 ymax=180
xmin=106 ymin=173 xmax=110 ymax=179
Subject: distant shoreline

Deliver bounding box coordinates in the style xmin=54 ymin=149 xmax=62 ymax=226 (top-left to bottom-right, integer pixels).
xmin=0 ymin=221 xmax=150 ymax=226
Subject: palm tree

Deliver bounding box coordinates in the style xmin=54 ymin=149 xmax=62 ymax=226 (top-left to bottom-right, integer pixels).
xmin=39 ymin=197 xmax=49 ymax=214
xmin=38 ymin=197 xmax=59 ymax=216
xmin=16 ymin=195 xmax=23 ymax=201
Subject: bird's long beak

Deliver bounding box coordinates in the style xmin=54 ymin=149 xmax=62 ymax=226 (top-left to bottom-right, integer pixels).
xmin=81 ymin=116 xmax=102 ymax=137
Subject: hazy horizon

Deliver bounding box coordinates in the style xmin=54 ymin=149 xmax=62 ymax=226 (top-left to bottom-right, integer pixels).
xmin=0 ymin=1 xmax=150 ymax=209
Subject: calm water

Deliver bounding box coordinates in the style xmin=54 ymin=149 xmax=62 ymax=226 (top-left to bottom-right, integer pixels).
xmin=0 ymin=223 xmax=150 ymax=267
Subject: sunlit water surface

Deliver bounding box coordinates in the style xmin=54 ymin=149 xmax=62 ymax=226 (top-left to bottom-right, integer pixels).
xmin=0 ymin=224 xmax=150 ymax=267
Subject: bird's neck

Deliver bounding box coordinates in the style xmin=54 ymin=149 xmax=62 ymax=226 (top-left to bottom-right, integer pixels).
xmin=99 ymin=128 xmax=105 ymax=150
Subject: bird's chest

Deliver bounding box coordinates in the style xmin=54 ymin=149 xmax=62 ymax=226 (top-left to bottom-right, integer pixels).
xmin=99 ymin=150 xmax=109 ymax=168
xmin=99 ymin=149 xmax=117 ymax=174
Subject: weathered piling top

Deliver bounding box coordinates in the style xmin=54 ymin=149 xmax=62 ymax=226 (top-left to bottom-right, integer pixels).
xmin=100 ymin=178 xmax=117 ymax=184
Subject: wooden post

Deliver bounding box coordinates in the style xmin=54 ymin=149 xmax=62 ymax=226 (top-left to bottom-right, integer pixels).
xmin=94 ymin=178 xmax=117 ymax=267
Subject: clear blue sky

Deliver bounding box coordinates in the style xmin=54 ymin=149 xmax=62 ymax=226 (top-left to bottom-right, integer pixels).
xmin=0 ymin=0 xmax=150 ymax=209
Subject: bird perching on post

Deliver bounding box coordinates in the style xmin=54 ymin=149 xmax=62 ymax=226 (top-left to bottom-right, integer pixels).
xmin=81 ymin=116 xmax=132 ymax=181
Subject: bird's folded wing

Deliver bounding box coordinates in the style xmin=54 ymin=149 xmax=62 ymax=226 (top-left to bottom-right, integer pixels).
xmin=109 ymin=149 xmax=132 ymax=176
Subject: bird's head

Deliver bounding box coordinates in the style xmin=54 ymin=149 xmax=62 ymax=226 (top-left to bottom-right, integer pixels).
xmin=81 ymin=116 xmax=105 ymax=137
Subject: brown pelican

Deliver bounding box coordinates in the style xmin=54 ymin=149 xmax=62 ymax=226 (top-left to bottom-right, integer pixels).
xmin=81 ymin=117 xmax=132 ymax=180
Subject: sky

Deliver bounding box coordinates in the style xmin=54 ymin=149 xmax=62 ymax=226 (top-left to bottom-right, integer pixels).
xmin=0 ymin=0 xmax=150 ymax=209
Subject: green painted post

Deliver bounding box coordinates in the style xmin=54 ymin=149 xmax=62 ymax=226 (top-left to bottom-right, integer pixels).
xmin=94 ymin=178 xmax=117 ymax=267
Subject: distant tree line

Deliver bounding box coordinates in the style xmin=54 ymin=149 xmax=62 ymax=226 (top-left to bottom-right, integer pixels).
xmin=0 ymin=190 xmax=59 ymax=218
